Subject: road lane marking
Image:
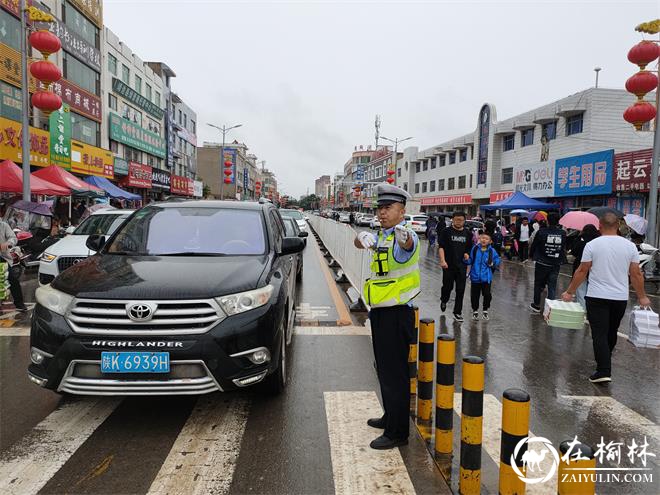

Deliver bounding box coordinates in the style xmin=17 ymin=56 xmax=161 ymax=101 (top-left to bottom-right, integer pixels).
xmin=0 ymin=397 xmax=120 ymax=495
xmin=147 ymin=395 xmax=250 ymax=495
xmin=295 ymin=326 xmax=371 ymax=336
xmin=324 ymin=391 xmax=416 ymax=494
xmin=0 ymin=326 xmax=30 ymax=336
xmin=296 ymin=303 xmax=332 ymax=320
xmin=311 ymin=238 xmax=353 ymax=326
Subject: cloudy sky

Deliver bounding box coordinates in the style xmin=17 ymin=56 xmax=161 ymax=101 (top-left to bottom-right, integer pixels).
xmin=104 ymin=0 xmax=659 ymax=198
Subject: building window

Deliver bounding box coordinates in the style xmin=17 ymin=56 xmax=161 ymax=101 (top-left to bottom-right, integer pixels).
xmin=71 ymin=111 xmax=99 ymax=147
xmin=431 ymin=157 xmax=437 ymax=169
xmin=439 ymin=155 xmax=446 ymax=167
xmin=503 ymin=134 xmax=515 ymax=151
xmin=502 ymin=167 xmax=513 ymax=184
xmin=107 ymin=53 xmax=117 ymax=76
xmin=121 ymin=64 xmax=130 ymax=85
xmin=184 ymin=113 xmax=187 ymax=127
xmin=415 ymin=162 xmax=420 ymax=173
xmin=422 ymin=182 xmax=428 ymax=193
xmin=469 ymin=174 xmax=473 ymax=188
xmin=0 ymin=10 xmax=21 ymax=50
xmin=376 ymin=166 xmax=382 ymax=178
xmin=458 ymin=176 xmax=466 ymax=189
xmin=542 ymin=121 xmax=557 ymax=140
xmin=470 ymin=146 xmax=474 ymax=160
xmin=124 ymin=146 xmax=141 ymax=162
xmin=145 ymin=84 xmax=152 ymax=102
xmin=134 ymin=75 xmax=142 ymax=94
xmin=155 ymin=91 xmax=161 ymax=106
xmin=397 ymin=168 xmax=401 ymax=177
xmin=423 ymin=160 xmax=428 ymax=172
xmin=108 ymin=93 xmax=117 ymax=110
xmin=448 ymin=178 xmax=455 ymax=190
xmin=430 ymin=181 xmax=436 ymax=192
xmin=110 ymin=140 xmax=118 ymax=153
xmin=120 ymin=101 xmax=141 ymax=126
xmin=439 ymin=179 xmax=445 ymax=191
xmin=448 ymin=152 xmax=456 ymax=164
xmin=403 ymin=183 xmax=408 ymax=191
xmin=566 ymin=113 xmax=584 ymax=135
xmin=178 ymin=109 xmax=182 ymax=125
xmin=191 ymin=119 xmax=196 ymax=133
xmin=459 ymin=149 xmax=467 ymax=162
xmin=63 ymin=1 xmax=99 ymax=48
xmin=415 ymin=183 xmax=420 ymax=194
xmin=63 ymin=53 xmax=99 ymax=95
xmin=521 ymin=128 xmax=534 ymax=147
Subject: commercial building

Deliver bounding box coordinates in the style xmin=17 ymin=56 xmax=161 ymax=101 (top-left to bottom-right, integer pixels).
xmin=197 ymin=141 xmax=263 ymax=201
xmin=402 ymin=88 xmax=655 ymax=216
xmin=315 ymin=175 xmax=331 ymax=198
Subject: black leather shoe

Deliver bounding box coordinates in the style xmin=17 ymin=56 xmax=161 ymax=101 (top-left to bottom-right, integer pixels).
xmin=367 ymin=416 xmax=385 ymax=429
xmin=369 ymin=435 xmax=408 ymax=450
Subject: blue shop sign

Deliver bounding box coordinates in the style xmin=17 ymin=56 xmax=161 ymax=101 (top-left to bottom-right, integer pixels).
xmin=554 ymin=149 xmax=614 ymax=197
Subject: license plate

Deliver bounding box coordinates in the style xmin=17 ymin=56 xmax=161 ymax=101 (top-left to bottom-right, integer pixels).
xmin=101 ymin=352 xmax=170 ymax=373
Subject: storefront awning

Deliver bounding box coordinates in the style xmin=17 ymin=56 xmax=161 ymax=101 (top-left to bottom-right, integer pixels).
xmin=84 ymin=176 xmax=141 ymax=200
xmin=32 ymin=165 xmax=105 ymax=197
xmin=480 ymin=191 xmax=559 ymax=211
xmin=0 ymin=160 xmax=70 ymax=196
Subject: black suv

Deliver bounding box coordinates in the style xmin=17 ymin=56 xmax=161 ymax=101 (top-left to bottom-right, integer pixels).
xmin=28 ymin=200 xmax=305 ymax=396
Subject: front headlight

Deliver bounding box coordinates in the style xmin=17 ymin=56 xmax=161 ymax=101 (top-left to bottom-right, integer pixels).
xmin=216 ymin=285 xmax=274 ymax=316
xmin=35 ymin=284 xmax=75 ymax=316
xmin=40 ymin=252 xmax=57 ymax=263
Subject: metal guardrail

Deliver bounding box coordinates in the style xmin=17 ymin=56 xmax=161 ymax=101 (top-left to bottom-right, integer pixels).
xmin=308 ymin=216 xmax=371 ymax=307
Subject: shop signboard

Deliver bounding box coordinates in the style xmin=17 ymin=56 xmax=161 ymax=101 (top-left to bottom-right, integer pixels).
xmin=113 ymin=157 xmax=129 ymax=175
xmin=489 ymin=191 xmax=513 ymax=202
xmin=0 ymin=43 xmax=37 ymax=92
xmin=514 ymin=162 xmax=555 ymax=198
xmin=554 ymin=150 xmax=613 ymax=197
xmin=420 ymin=194 xmax=472 ymax=206
xmin=0 ymin=115 xmax=49 ymax=166
xmin=193 ymin=180 xmax=203 ymax=197
xmin=152 ymin=168 xmax=171 ymax=191
xmin=112 ymin=78 xmax=164 ymax=120
xmin=612 ymin=149 xmax=656 ymax=193
xmin=51 ymin=79 xmax=101 ymax=122
xmin=68 ymin=0 xmax=103 ymax=28
xmin=171 ymin=175 xmax=191 ymax=196
xmin=607 ymin=195 xmax=645 ymax=217
xmin=49 ymin=104 xmax=71 ymax=168
xmin=109 ymin=113 xmax=166 ymax=158
xmin=34 ymin=18 xmax=101 ymax=71
xmin=121 ymin=162 xmax=152 ymax=188
xmin=0 ymin=80 xmax=21 ymax=121
xmin=223 ymin=148 xmax=237 ymax=185
xmin=187 ymin=178 xmax=194 ymax=196
xmin=70 ymin=139 xmax=113 ymax=178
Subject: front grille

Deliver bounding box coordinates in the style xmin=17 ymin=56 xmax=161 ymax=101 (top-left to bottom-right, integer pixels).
xmin=67 ymin=298 xmax=225 ymax=335
xmin=58 ymin=256 xmax=87 ymax=272
xmin=58 ymin=360 xmax=222 ymax=395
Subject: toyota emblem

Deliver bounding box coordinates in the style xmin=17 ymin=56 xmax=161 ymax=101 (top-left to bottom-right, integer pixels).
xmin=127 ymin=303 xmax=154 ymax=321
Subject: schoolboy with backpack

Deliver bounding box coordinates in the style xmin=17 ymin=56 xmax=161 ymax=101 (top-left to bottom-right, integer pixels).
xmin=464 ymin=231 xmax=501 ymax=320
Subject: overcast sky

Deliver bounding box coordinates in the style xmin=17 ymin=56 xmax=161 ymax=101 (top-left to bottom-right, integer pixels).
xmin=104 ymin=0 xmax=659 ymax=198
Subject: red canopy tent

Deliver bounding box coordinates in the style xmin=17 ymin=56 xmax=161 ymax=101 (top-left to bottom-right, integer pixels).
xmin=0 ymin=160 xmax=70 ymax=195
xmin=32 ymin=165 xmax=104 ymax=196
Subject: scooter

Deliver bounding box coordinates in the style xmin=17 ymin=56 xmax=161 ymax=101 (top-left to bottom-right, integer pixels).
xmin=638 ymin=243 xmax=660 ymax=289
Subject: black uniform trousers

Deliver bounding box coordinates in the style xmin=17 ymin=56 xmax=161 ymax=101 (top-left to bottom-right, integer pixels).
xmin=585 ymin=297 xmax=628 ymax=376
xmin=441 ymin=266 xmax=467 ymax=315
xmin=369 ymin=304 xmax=415 ymax=440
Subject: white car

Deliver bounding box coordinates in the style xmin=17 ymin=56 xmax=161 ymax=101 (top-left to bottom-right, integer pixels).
xmin=405 ymin=214 xmax=429 ymax=234
xmin=339 ymin=213 xmax=351 ymax=223
xmin=359 ymin=214 xmax=374 ymax=226
xmin=38 ymin=209 xmax=134 ymax=285
xmin=280 ymin=209 xmax=308 ymax=231
xmin=370 ymin=217 xmax=381 ymax=229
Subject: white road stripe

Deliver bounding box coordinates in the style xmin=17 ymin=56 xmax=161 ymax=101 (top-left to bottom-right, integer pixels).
xmin=0 ymin=397 xmax=120 ymax=495
xmin=453 ymin=393 xmax=555 ymax=494
xmin=324 ymin=391 xmax=416 ymax=495
xmin=0 ymin=327 xmax=30 ymax=336
xmin=295 ymin=326 xmax=371 ymax=336
xmin=147 ymin=394 xmax=250 ymax=495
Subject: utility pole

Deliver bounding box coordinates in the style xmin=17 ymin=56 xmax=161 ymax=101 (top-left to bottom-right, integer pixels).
xmin=20 ymin=0 xmax=30 ymax=200
xmin=380 ymin=135 xmax=413 ymax=185
xmin=207 ymin=123 xmax=242 ymax=200
xmin=374 ymin=114 xmax=381 ymax=150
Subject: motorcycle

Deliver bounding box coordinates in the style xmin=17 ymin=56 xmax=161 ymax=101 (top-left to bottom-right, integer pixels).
xmin=638 ymin=243 xmax=660 ymax=286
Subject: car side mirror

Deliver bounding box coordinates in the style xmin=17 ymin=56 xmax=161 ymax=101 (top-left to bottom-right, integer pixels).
xmin=281 ymin=237 xmax=304 ymax=255
xmin=86 ymin=234 xmax=106 ymax=252
xmin=298 ymin=231 xmax=309 ymax=238
xmin=65 ymin=226 xmax=76 ymax=235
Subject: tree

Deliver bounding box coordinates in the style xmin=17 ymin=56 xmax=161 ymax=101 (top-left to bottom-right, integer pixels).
xmin=299 ymin=194 xmax=321 ymax=211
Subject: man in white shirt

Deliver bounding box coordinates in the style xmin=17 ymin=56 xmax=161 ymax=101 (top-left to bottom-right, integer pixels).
xmin=517 ymin=218 xmax=530 ymax=260
xmin=562 ymin=213 xmax=649 ymax=383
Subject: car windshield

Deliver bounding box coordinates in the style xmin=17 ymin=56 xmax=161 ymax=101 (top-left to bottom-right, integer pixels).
xmin=106 ymin=207 xmax=266 ymax=256
xmin=281 ymin=210 xmax=304 ymax=220
xmin=74 ymin=214 xmax=130 ymax=236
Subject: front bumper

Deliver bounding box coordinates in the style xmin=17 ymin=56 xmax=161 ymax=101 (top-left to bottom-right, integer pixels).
xmin=29 ymin=301 xmax=284 ymax=395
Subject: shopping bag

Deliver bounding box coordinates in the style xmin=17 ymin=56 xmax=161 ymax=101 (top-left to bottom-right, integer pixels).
xmin=629 ymin=306 xmax=660 ymax=349
xmin=543 ymin=299 xmax=585 ymax=330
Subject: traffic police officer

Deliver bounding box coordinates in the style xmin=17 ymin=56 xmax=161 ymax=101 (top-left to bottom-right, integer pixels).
xmin=354 ymin=183 xmax=421 ymax=450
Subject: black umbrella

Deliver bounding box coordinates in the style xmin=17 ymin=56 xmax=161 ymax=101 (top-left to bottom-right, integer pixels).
xmin=587 ymin=206 xmax=624 ymax=219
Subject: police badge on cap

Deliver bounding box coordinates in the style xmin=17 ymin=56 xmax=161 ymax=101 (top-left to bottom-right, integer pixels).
xmin=376 ymin=183 xmax=411 ymax=206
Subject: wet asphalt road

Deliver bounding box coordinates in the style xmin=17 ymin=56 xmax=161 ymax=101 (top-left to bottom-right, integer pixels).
xmin=0 ymin=226 xmax=658 ymax=494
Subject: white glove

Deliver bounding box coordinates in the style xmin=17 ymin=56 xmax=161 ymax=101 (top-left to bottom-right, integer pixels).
xmin=394 ymin=225 xmax=411 ymax=245
xmin=357 ymin=231 xmax=375 ymax=249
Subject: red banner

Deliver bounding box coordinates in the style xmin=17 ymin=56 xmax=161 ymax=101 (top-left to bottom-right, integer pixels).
xmin=489 ymin=191 xmax=514 ymax=202
xmin=51 ymin=79 xmax=102 ymax=123
xmin=120 ymin=162 xmax=152 ymax=188
xmin=420 ymin=194 xmax=472 ymax=206
xmin=171 ymin=175 xmax=192 ymax=196
xmin=612 ymin=149 xmax=655 ymax=193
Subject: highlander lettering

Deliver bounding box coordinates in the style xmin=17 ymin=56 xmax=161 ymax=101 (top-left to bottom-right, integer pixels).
xmin=89 ymin=340 xmax=184 ymax=348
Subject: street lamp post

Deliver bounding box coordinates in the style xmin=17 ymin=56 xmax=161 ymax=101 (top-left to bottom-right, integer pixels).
xmin=20 ymin=0 xmax=30 ymax=200
xmin=380 ymin=136 xmax=413 ymax=185
xmin=207 ymin=123 xmax=242 ymax=200
xmin=594 ymin=67 xmax=602 ymax=88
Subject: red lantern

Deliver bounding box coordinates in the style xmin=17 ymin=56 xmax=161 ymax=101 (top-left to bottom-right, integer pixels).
xmin=224 ymin=169 xmax=232 ymax=176
xmin=625 ymin=71 xmax=658 ymax=99
xmin=31 ymin=90 xmax=62 ymax=115
xmin=387 ymin=169 xmax=395 ymax=175
xmin=627 ymin=40 xmax=660 ymax=70
xmin=224 ymin=160 xmax=232 ymax=168
xmin=387 ymin=177 xmax=395 ymax=184
xmin=29 ymin=60 xmax=62 ymax=87
xmin=623 ymin=101 xmax=657 ymax=130
xmin=224 ymin=178 xmax=232 ymax=184
xmin=29 ymin=30 xmax=61 ymax=59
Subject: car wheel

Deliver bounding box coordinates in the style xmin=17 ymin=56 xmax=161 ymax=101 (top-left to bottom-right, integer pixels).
xmin=264 ymin=321 xmax=287 ymax=395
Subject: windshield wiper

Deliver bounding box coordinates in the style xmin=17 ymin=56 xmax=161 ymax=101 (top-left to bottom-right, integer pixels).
xmin=158 ymin=252 xmax=228 ymax=257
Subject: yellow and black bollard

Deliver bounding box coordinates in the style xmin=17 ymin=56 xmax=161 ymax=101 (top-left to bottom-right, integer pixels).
xmin=434 ymin=334 xmax=455 ymax=458
xmin=558 ymin=440 xmax=596 ymax=495
xmin=416 ymin=318 xmax=435 ymax=442
xmin=459 ymin=356 xmax=484 ymax=495
xmin=408 ymin=306 xmax=419 ymax=415
xmin=499 ymin=388 xmax=531 ymax=495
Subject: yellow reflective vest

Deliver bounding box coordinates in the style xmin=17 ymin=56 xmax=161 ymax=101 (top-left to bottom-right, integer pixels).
xmin=363 ymin=229 xmax=421 ymax=308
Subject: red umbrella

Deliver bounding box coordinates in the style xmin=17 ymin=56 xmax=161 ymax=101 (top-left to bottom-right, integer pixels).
xmin=0 ymin=160 xmax=70 ymax=195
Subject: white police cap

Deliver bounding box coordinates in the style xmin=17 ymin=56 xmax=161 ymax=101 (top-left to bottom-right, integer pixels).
xmin=376 ymin=183 xmax=411 ymax=206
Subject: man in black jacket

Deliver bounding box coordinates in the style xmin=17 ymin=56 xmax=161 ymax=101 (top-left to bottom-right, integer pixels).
xmin=529 ymin=212 xmax=567 ymax=312
xmin=438 ymin=211 xmax=473 ymax=322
